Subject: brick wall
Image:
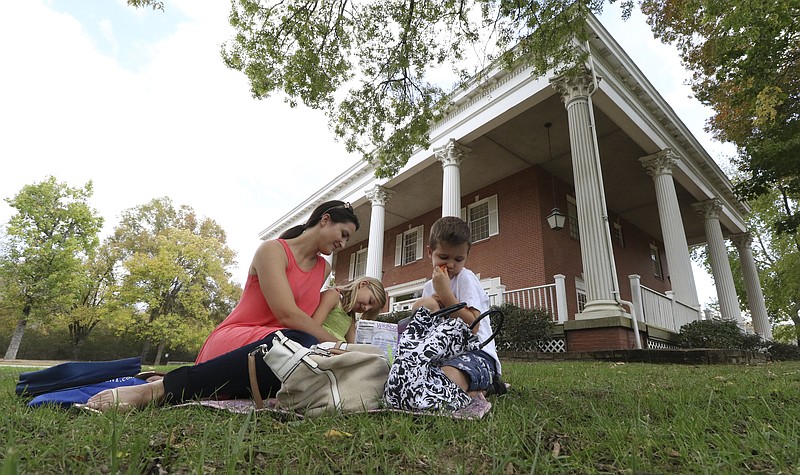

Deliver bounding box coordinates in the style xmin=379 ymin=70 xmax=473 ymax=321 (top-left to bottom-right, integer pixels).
xmin=566 ymin=326 xmax=644 ymax=352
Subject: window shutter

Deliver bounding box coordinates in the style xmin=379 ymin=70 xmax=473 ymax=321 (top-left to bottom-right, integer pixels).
xmin=395 ymin=234 xmax=402 ymax=266
xmin=348 ymin=253 xmax=356 ymax=281
xmin=460 ymin=207 xmax=466 ymax=221
xmin=488 ymin=194 xmax=499 ymax=236
xmin=414 ymin=225 xmax=424 ymax=261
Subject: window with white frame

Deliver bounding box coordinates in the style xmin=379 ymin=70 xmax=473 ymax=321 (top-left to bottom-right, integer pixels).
xmin=613 ymin=221 xmax=624 ymax=247
xmin=395 ymin=225 xmax=424 ymax=266
xmin=385 ymin=279 xmax=427 ymax=314
xmin=567 ymin=195 xmax=579 ymax=240
xmin=649 ymin=244 xmax=663 ymax=279
xmin=348 ymin=247 xmax=368 ymax=281
xmin=460 ymin=195 xmax=499 ymax=243
xmin=391 ymin=291 xmax=421 ymax=311
xmin=575 ymin=276 xmax=587 ymax=312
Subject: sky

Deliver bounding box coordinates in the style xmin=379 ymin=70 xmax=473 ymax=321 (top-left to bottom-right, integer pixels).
xmin=0 ymin=1 xmax=733 ymax=308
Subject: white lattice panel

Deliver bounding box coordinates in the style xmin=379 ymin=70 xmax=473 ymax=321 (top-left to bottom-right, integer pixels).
xmin=647 ymin=339 xmax=679 ymax=350
xmin=537 ymin=338 xmax=567 ymax=353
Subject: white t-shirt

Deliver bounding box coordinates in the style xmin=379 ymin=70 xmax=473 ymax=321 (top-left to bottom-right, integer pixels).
xmin=421 ymin=267 xmax=502 ymax=374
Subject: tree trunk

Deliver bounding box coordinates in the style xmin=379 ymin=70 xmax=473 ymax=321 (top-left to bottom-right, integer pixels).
xmin=4 ymin=319 xmax=27 ymax=360
xmin=153 ymin=340 xmax=166 ymax=366
xmin=140 ymin=339 xmax=151 ymax=364
xmin=71 ymin=342 xmax=82 ymax=361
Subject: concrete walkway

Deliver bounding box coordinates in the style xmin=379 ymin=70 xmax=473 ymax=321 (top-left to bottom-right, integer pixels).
xmin=0 ymin=359 xmax=68 ymax=368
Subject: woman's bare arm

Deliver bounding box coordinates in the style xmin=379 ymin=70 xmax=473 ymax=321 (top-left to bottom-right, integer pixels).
xmin=311 ymin=289 xmax=341 ymax=325
xmin=251 ymin=240 xmax=339 ymax=342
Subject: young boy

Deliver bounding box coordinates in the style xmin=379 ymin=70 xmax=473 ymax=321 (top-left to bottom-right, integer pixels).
xmin=412 ymin=216 xmax=505 ymax=396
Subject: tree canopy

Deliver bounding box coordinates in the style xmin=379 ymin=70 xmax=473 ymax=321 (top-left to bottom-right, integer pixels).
xmin=0 ymin=176 xmax=103 ymax=359
xmin=641 ymin=0 xmax=799 ymax=230
xmin=220 ymin=0 xmax=631 ymax=177
xmin=128 ymin=1 xmax=796 ymax=217
xmin=742 ymin=189 xmax=800 ymax=344
xmin=109 ymin=197 xmax=241 ymax=363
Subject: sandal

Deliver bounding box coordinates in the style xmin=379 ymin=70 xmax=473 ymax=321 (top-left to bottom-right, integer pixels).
xmin=75 ymin=388 xmax=135 ymax=414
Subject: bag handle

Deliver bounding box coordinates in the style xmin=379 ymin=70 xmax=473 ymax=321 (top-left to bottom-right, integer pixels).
xmin=470 ymin=308 xmax=504 ymax=350
xmin=431 ymin=302 xmax=467 ymax=317
xmin=248 ymin=345 xmax=268 ymax=410
xmin=432 ymin=302 xmax=504 ymax=349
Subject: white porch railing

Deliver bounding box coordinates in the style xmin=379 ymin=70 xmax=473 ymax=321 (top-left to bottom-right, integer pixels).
xmin=383 ymin=274 xmax=699 ymax=335
xmin=629 ymin=274 xmax=701 ymax=333
xmin=495 ymin=274 xmax=569 ymax=323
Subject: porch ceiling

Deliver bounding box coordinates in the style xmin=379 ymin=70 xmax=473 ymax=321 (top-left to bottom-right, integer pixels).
xmin=351 ymin=93 xmax=708 ymax=249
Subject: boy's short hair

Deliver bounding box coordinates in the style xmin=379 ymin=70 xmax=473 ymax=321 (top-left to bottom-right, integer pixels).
xmin=429 ymin=216 xmax=472 ymax=251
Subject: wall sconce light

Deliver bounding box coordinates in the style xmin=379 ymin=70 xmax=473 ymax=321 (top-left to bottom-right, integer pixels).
xmin=545 ymin=122 xmax=566 ymax=231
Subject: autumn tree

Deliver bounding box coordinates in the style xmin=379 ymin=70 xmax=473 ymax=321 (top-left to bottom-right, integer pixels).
xmin=109 ymin=197 xmax=241 ymax=364
xmin=642 ymin=0 xmax=800 ymax=231
xmin=0 ymin=177 xmax=103 ymax=359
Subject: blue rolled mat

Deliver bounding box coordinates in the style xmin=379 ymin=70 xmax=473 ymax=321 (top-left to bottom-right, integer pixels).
xmin=15 ymin=357 xmax=142 ymax=397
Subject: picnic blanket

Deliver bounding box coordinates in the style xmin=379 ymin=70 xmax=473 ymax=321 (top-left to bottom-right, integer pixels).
xmin=172 ymin=393 xmax=492 ymax=420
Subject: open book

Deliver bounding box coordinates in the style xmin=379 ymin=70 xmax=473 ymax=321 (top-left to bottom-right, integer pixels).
xmin=354 ymin=320 xmax=400 ymax=360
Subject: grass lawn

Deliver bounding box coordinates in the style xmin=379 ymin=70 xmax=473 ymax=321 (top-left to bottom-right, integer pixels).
xmin=1 ymin=360 xmax=799 ymax=474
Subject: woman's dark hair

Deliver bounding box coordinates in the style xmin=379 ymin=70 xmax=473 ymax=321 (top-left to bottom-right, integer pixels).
xmin=279 ymin=200 xmax=360 ymax=239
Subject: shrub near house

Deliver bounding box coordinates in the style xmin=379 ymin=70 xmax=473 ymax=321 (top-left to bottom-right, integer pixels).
xmin=678 ymin=319 xmax=800 ymax=361
xmin=678 ymin=320 xmax=763 ymax=350
xmin=491 ymin=303 xmax=555 ymax=352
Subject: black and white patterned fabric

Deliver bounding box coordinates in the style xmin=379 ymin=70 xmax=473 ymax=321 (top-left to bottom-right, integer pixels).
xmin=383 ymin=307 xmax=481 ymax=412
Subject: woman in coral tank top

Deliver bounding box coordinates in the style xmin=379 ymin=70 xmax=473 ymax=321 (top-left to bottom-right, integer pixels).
xmin=195 ymin=202 xmax=352 ymax=363
xmin=82 ymin=200 xmax=377 ymax=413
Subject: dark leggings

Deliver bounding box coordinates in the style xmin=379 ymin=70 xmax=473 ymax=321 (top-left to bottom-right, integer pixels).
xmin=162 ymin=330 xmax=318 ymax=404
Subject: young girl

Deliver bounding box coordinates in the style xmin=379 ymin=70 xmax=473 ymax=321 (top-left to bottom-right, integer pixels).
xmin=312 ymin=276 xmax=387 ymax=343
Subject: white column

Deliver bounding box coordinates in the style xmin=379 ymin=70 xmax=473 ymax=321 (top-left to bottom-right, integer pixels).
xmin=692 ymin=199 xmax=743 ymax=325
xmin=364 ymin=185 xmax=393 ymax=280
xmin=639 ymin=150 xmax=700 ymax=309
xmin=554 ymin=274 xmax=568 ymax=323
xmin=435 ymin=139 xmax=470 ymax=217
xmin=731 ymin=233 xmax=772 ymax=339
xmin=551 ymin=71 xmax=625 ymax=318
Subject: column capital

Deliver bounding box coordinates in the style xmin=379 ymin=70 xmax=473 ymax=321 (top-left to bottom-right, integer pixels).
xmin=640 ymin=149 xmax=679 ymax=178
xmin=730 ymin=232 xmax=753 ymax=250
xmin=550 ymin=69 xmax=598 ymax=104
xmin=365 ymin=185 xmax=393 ymax=206
xmin=692 ymin=199 xmax=722 ymax=220
xmin=434 ymin=139 xmax=471 ymax=167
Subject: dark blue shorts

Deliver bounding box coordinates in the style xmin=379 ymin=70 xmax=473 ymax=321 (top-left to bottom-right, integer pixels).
xmin=443 ymin=350 xmax=497 ymax=391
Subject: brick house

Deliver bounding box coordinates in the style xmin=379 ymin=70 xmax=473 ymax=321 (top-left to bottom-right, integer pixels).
xmin=259 ymin=15 xmax=771 ymax=352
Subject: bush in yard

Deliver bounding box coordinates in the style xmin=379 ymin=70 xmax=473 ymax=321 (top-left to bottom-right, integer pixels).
xmin=491 ymin=303 xmax=555 ymax=352
xmin=766 ymin=342 xmax=800 ymax=361
xmin=678 ymin=319 xmax=766 ymax=351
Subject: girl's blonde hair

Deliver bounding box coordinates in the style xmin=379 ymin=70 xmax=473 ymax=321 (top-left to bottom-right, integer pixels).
xmin=338 ymin=276 xmax=387 ymax=320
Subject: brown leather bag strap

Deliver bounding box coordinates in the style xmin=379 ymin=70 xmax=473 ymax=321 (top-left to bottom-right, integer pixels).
xmin=248 ymin=348 xmax=264 ymax=410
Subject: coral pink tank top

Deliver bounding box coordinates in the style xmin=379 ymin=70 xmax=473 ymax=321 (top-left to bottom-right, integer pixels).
xmin=195 ymin=239 xmax=326 ymax=363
